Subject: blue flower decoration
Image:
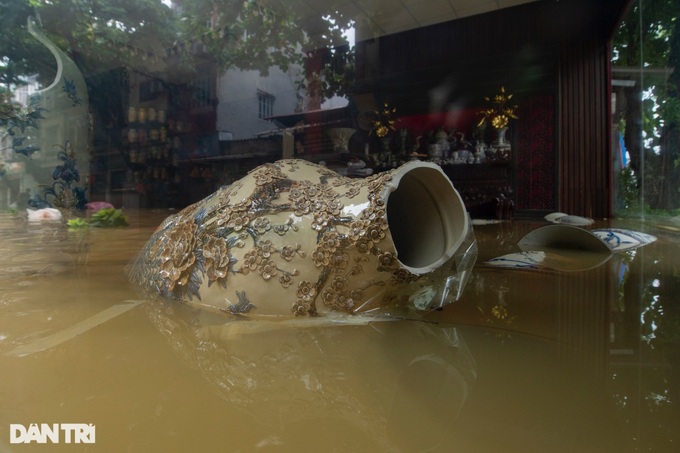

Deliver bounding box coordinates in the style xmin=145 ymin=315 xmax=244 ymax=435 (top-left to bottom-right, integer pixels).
xmin=63 ymin=78 xmax=81 ymax=106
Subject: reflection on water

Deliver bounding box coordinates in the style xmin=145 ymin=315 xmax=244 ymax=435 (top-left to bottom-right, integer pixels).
xmin=145 ymin=301 xmax=476 ymax=452
xmin=0 ymin=211 xmax=678 ymax=452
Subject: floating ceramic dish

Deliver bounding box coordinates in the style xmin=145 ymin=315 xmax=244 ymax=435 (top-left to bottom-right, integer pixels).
xmin=544 ymin=212 xmax=568 ymax=222
xmin=486 ymin=251 xmax=546 ymax=269
xmin=471 ymin=219 xmax=504 ymax=225
xmin=592 ymin=228 xmax=657 ymax=251
xmin=517 ymin=224 xmax=612 ymax=271
xmin=544 ymin=212 xmax=594 ymax=226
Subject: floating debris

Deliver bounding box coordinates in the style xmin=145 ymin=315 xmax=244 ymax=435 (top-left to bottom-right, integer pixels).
xmin=544 ymin=212 xmax=594 ymax=226
xmin=26 ymin=208 xmax=62 ymax=223
xmin=486 ymin=251 xmax=546 ymax=269
xmin=592 ymin=228 xmax=657 ymax=251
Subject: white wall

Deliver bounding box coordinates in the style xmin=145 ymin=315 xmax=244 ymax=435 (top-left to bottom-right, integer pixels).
xmin=216 ymin=65 xmax=301 ymax=140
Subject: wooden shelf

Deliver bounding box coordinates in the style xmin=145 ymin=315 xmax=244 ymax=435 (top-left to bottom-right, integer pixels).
xmin=441 ymin=162 xmax=513 ymax=219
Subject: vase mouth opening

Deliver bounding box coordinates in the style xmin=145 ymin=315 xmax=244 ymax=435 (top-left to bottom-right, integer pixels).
xmin=385 ymin=162 xmax=468 ymax=275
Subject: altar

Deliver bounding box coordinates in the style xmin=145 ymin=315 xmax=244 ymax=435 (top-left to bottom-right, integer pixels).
xmin=440 ymin=161 xmax=513 ymax=220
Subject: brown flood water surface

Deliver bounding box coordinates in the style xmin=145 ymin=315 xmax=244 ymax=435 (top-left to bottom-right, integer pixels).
xmin=0 ymin=210 xmax=678 ymax=452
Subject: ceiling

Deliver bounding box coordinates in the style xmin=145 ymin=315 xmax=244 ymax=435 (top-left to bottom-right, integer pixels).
xmin=264 ymin=0 xmax=540 ymax=44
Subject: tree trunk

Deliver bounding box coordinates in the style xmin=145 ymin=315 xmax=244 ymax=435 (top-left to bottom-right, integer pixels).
xmin=623 ymin=85 xmax=643 ymax=178
xmin=657 ymin=0 xmax=680 ymax=210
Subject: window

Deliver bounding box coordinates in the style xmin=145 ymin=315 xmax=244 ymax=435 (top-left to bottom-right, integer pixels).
xmin=258 ymin=90 xmax=274 ymax=119
xmin=190 ymin=73 xmax=214 ymax=109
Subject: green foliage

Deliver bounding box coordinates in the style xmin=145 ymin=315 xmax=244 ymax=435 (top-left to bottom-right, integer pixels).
xmin=616 ymin=160 xmax=680 ymax=217
xmin=2 ymin=0 xmax=355 ymax=97
xmin=618 ymin=166 xmax=639 ymax=210
xmin=1 ymin=0 xmax=179 ymax=80
xmin=179 ymin=0 xmax=305 ymax=75
xmin=617 ymin=199 xmax=680 ymax=218
xmin=659 ymin=94 xmax=680 ymax=122
xmin=301 ymin=44 xmax=356 ymax=100
xmin=0 ymin=0 xmax=40 ymax=80
xmin=67 ymin=217 xmax=88 ymax=229
xmin=66 ymin=209 xmax=129 ymax=229
xmin=89 ymin=208 xmax=128 ymax=227
xmin=612 ymin=0 xmax=680 ymax=213
xmin=612 ymin=0 xmax=676 ymax=68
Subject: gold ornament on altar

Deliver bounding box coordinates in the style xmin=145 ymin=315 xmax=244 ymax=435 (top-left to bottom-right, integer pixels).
xmin=478 ymin=86 xmax=519 ymax=129
xmin=370 ymin=102 xmax=398 ymax=137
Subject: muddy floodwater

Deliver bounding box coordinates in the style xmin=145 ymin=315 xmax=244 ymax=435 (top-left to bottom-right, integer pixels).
xmin=0 ymin=210 xmax=678 ymax=452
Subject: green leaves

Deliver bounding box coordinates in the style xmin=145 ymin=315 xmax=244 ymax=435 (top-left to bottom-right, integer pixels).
xmin=89 ymin=208 xmax=129 ymax=227
xmin=67 ymin=208 xmax=129 ymax=230
xmin=67 ymin=217 xmax=89 ymax=229
xmin=612 ymin=0 xmax=680 ymax=211
xmin=2 ymin=0 xmax=356 ymax=98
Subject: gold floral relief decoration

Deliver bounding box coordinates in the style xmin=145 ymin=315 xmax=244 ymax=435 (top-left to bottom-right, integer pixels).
xmin=210 ymin=183 xmax=241 ymax=213
xmin=390 ymin=268 xmax=421 ymax=284
xmin=202 ymin=236 xmax=229 ymax=282
xmin=217 ymin=200 xmax=252 ymax=231
xmin=293 ymin=280 xmax=317 ymax=316
xmin=377 ymin=251 xmax=399 ymax=270
xmin=318 ymin=255 xmax=381 ymax=312
xmin=129 ymin=159 xmax=420 ymax=316
xmin=280 ymin=160 xmax=302 ymax=173
xmin=155 ymin=217 xmax=200 ymax=297
xmin=238 ymin=238 xmax=300 ymax=283
xmin=249 ymin=162 xmax=287 ymax=185
xmin=343 ymin=185 xmax=361 ymax=199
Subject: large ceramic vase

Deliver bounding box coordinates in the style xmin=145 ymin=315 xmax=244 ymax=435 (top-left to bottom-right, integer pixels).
xmin=129 ymin=159 xmax=470 ymax=318
xmin=11 ymin=17 xmax=90 ymax=210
